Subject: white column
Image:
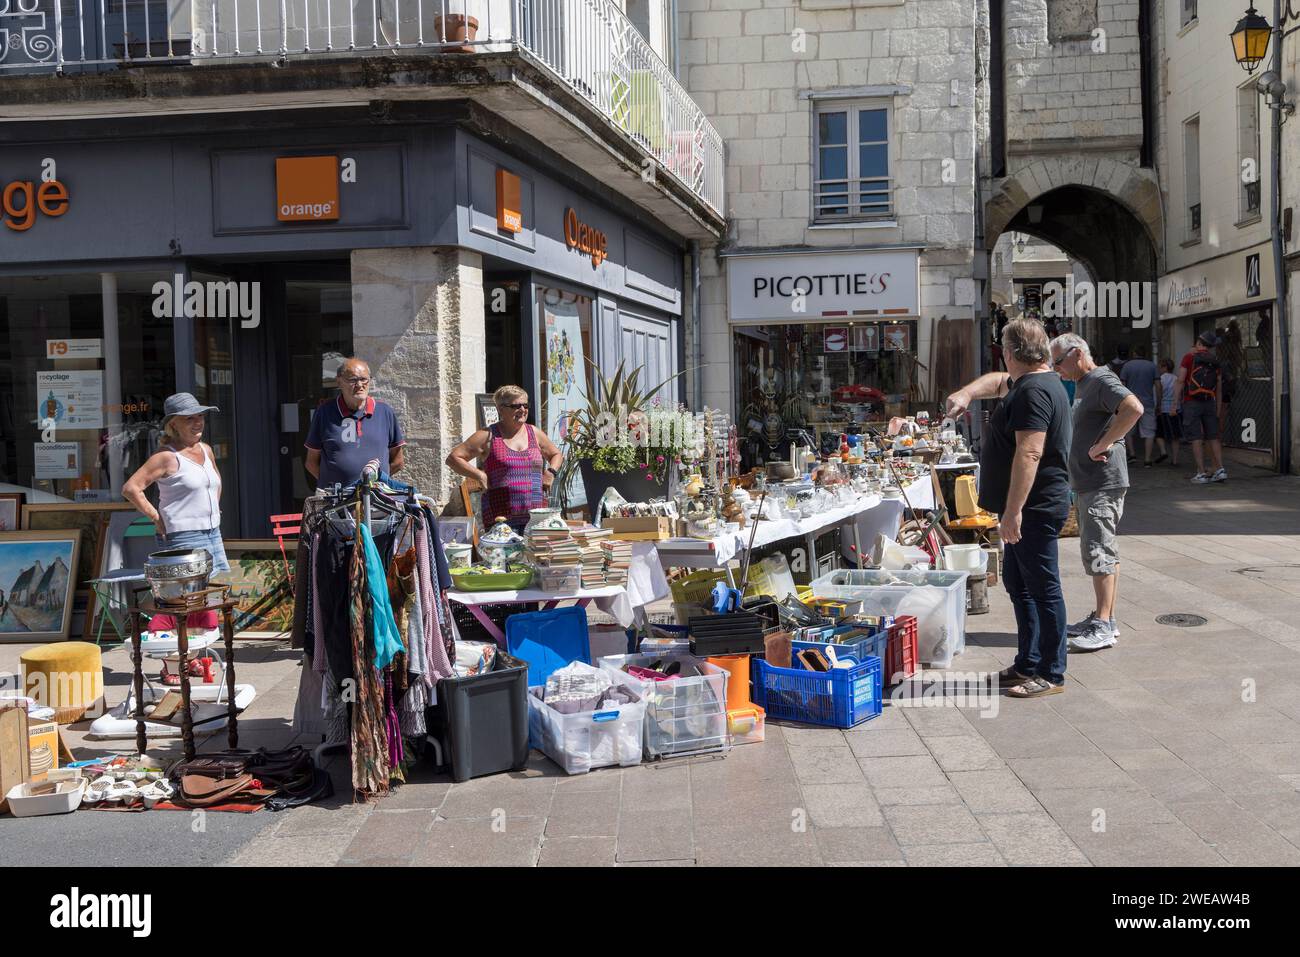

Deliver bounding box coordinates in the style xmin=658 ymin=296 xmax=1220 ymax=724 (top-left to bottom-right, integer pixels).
xmin=101 ymin=272 xmax=125 ymax=496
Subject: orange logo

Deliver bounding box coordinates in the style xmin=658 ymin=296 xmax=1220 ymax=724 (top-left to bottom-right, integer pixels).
xmin=564 ymin=207 xmax=607 ymax=268
xmin=2 ymin=178 xmax=69 ymax=232
xmin=496 ymin=169 xmax=522 ymax=233
xmin=276 ymin=156 xmax=339 ymax=222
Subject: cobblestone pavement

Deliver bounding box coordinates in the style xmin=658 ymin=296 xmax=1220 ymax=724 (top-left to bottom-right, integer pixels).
xmin=6 ymin=461 xmax=1300 ymax=866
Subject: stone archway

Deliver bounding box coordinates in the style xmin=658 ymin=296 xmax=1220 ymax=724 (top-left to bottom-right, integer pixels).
xmin=985 ymin=155 xmax=1163 ymax=271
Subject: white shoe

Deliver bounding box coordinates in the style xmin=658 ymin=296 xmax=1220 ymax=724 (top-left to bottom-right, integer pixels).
xmin=1191 ymin=472 xmax=1212 ymax=484
xmin=1069 ymin=619 xmax=1117 ymax=653
xmin=1067 ymin=612 xmax=1101 ymax=637
xmin=1211 ymin=467 xmax=1227 ymax=483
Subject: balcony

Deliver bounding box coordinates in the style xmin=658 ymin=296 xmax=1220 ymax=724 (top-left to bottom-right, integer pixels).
xmin=0 ymin=0 xmax=724 ymax=226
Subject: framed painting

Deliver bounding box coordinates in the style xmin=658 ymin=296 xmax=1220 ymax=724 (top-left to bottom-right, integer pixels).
xmin=0 ymin=493 xmax=23 ymax=533
xmin=0 ymin=530 xmax=82 ymax=643
xmin=219 ymin=540 xmax=295 ymax=636
xmin=23 ymin=503 xmax=135 ymax=638
xmin=476 ymin=394 xmax=499 ymax=431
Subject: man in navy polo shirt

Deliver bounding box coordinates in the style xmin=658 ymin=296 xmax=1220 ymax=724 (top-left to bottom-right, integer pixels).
xmin=305 ymin=357 xmax=406 ymax=490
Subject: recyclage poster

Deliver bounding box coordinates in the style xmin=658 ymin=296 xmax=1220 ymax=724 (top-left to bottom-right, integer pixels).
xmin=544 ymin=303 xmax=587 ymax=506
xmin=36 ymin=371 xmax=104 ymax=429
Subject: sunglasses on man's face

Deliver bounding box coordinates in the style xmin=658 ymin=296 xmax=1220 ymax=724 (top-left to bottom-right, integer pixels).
xmin=1052 ymin=348 xmax=1076 ymax=367
xmin=503 ymin=402 xmax=530 ymax=410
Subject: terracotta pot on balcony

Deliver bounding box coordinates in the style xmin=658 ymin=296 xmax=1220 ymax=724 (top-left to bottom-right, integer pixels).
xmin=434 ymin=15 xmax=480 ymax=53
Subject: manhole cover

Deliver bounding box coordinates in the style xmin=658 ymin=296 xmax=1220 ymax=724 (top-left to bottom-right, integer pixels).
xmin=1155 ymin=614 xmax=1208 ymax=627
xmin=1235 ymin=565 xmax=1300 ymax=583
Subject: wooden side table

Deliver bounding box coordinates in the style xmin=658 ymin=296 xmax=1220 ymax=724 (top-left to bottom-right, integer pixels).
xmin=127 ymin=586 xmax=241 ymax=761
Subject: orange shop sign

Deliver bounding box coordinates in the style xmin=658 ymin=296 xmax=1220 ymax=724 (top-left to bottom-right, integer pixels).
xmin=276 ymin=155 xmax=340 ymax=222
xmin=2 ymin=176 xmax=70 ymax=232
xmin=496 ymin=169 xmax=522 ymax=233
xmin=563 ymin=207 xmax=607 ymax=268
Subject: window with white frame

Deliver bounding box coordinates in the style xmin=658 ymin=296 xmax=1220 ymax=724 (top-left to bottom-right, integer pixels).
xmin=1180 ymin=0 xmax=1197 ymax=29
xmin=1238 ymin=81 xmax=1261 ymax=220
xmin=813 ymin=101 xmax=893 ymax=223
xmin=1184 ymin=116 xmax=1201 ymax=241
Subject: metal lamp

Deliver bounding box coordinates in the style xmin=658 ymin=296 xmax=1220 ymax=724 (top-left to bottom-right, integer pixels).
xmin=1231 ymin=5 xmax=1272 ymax=72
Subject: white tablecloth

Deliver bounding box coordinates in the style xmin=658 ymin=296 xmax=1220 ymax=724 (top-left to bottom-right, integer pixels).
xmin=445 ymin=584 xmax=635 ymax=628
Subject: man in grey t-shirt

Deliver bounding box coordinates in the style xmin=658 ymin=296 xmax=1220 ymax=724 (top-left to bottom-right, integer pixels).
xmin=1050 ymin=334 xmax=1145 ymax=652
xmin=1120 ymin=344 xmax=1162 ymax=466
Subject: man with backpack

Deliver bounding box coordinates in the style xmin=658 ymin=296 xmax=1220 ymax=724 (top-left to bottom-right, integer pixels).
xmin=1174 ymin=331 xmax=1226 ymax=484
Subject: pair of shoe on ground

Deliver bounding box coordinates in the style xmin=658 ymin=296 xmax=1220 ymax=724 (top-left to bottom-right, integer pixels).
xmin=1191 ymin=467 xmax=1228 ymax=485
xmin=1001 ymin=613 xmax=1119 ymax=697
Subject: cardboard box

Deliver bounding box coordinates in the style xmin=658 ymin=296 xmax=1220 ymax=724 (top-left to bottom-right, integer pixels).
xmin=0 ymin=707 xmax=30 ymax=814
xmin=27 ymin=720 xmax=58 ymax=783
xmin=601 ymin=516 xmax=673 ymax=541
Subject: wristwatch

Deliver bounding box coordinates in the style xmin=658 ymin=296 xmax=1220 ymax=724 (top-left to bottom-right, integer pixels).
xmin=545 ymin=465 xmax=559 ymax=477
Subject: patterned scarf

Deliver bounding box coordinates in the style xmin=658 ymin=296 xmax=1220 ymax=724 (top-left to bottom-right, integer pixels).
xmin=349 ymin=525 xmax=390 ymax=796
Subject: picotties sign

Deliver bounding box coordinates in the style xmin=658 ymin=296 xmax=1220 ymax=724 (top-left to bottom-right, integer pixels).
xmin=276 ymin=156 xmax=340 ymax=222
xmin=727 ymin=249 xmax=920 ymax=323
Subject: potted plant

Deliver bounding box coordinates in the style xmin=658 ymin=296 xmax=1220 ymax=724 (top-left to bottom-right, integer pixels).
xmin=435 ymin=1 xmax=480 ymax=52
xmin=554 ymin=359 xmax=695 ymax=513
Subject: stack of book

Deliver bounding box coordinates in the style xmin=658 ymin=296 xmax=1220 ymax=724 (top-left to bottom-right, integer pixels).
xmin=600 ymin=539 xmax=632 ymax=587
xmin=528 ymin=527 xmax=581 ymax=569
xmin=573 ymin=527 xmax=613 ymax=588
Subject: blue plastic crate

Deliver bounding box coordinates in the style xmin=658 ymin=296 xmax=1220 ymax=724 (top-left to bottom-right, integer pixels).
xmin=753 ymin=655 xmax=882 ymax=728
xmin=791 ymin=626 xmax=886 ymax=668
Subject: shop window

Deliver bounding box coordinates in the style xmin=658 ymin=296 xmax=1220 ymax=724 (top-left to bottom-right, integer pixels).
xmin=734 ymin=321 xmax=920 ymax=469
xmin=0 ymin=273 xmax=176 ymax=506
xmin=813 ymin=101 xmax=893 ymax=224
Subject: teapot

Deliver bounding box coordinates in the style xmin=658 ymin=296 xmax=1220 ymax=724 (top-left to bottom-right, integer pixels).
xmin=478 ymin=517 xmax=525 ymax=572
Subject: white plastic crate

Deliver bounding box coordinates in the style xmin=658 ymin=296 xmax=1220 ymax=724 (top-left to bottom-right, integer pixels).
xmin=527 ymin=670 xmax=647 ymax=775
xmin=597 ymin=653 xmax=731 ymax=759
xmin=810 ymin=568 xmax=970 ymax=668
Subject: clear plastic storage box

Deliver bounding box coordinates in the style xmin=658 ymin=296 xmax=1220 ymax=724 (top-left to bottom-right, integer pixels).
xmin=527 ymin=668 xmax=647 ymax=775
xmin=809 ymin=569 xmax=970 ymax=668
xmin=597 ymin=653 xmax=731 ymax=759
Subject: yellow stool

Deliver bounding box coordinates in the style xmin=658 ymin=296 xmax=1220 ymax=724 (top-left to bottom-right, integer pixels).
xmin=20 ymin=642 xmax=104 ymax=723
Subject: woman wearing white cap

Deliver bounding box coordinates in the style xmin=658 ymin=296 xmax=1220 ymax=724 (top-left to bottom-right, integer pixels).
xmin=123 ymin=392 xmax=228 ymax=573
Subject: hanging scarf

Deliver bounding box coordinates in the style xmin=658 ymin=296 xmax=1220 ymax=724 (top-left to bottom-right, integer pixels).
xmin=349 ymin=518 xmax=390 ymax=796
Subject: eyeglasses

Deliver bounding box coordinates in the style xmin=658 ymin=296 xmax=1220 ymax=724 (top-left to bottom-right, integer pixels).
xmin=502 ymin=402 xmax=530 ymax=410
xmin=343 ymin=376 xmax=371 ymax=386
xmin=1051 ymin=349 xmax=1076 ymax=368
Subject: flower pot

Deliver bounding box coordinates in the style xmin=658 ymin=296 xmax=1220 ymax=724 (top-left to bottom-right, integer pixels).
xmin=435 ymin=14 xmax=479 ymax=52
xmin=579 ymin=459 xmax=667 ymax=515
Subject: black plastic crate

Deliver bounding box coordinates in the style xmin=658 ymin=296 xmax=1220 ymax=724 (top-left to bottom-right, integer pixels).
xmin=450 ymin=601 xmax=535 ymax=645
xmin=425 ymin=651 xmax=529 ymax=783
xmin=687 ymin=611 xmax=766 ymax=656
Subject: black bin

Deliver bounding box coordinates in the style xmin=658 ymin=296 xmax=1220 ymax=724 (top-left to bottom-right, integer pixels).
xmin=426 ymin=651 xmax=529 ymax=783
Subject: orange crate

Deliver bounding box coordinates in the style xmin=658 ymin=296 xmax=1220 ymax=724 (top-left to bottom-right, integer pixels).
xmin=885 ymin=615 xmax=918 ymax=685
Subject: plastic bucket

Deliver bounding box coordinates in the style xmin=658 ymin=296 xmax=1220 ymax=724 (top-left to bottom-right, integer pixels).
xmin=943 ymin=544 xmax=987 ymax=572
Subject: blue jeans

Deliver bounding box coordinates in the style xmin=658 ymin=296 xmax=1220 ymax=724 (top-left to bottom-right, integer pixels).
xmin=1002 ymin=507 xmax=1068 ymax=686
xmin=156 ymin=528 xmax=230 ymax=573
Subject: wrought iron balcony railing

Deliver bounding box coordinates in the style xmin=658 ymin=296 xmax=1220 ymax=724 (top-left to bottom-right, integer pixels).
xmin=0 ymin=0 xmax=724 ymax=215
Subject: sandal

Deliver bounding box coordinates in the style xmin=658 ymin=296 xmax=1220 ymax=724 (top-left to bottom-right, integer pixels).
xmin=997 ymin=666 xmax=1034 ymax=686
xmin=1007 ymin=677 xmax=1064 ymax=698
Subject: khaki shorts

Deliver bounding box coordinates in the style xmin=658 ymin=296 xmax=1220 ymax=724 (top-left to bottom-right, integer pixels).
xmin=1079 ymin=488 xmax=1126 ymax=577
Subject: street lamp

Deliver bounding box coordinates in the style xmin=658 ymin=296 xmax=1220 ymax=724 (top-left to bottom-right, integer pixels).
xmin=1232 ymin=2 xmax=1294 ymax=474
xmin=1231 ymin=5 xmax=1272 ymax=72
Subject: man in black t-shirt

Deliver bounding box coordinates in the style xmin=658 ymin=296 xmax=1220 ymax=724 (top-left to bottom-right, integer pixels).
xmin=946 ymin=319 xmax=1073 ymax=698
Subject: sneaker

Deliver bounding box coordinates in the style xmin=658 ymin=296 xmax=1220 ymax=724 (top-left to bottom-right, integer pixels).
xmin=1191 ymin=472 xmax=1212 ymax=484
xmin=1143 ymin=461 xmax=1152 ymax=468
xmin=1067 ymin=611 xmax=1101 ymax=637
xmin=1211 ymin=467 xmax=1227 ymax=483
xmin=1069 ymin=619 xmax=1117 ymax=653
xmin=1109 ymin=619 xmax=1121 ymax=639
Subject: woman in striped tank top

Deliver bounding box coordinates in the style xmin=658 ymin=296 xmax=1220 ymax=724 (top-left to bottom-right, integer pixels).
xmin=447 ymin=385 xmax=564 ymax=532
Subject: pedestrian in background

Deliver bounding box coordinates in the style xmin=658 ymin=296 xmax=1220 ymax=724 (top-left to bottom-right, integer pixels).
xmin=1119 ymin=344 xmax=1160 ymax=467
xmin=1155 ymin=358 xmax=1181 ymax=467
xmin=1174 ymin=332 xmax=1226 ymax=484
xmin=1050 ymin=334 xmax=1143 ymax=653
xmin=946 ymin=319 xmax=1073 ymax=698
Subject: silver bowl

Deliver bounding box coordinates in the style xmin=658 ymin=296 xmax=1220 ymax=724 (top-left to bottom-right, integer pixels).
xmin=144 ymin=548 xmax=213 ymax=604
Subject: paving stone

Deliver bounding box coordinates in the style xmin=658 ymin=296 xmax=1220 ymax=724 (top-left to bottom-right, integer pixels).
xmin=413 ymin=815 xmax=546 ymax=866
xmin=882 ymin=803 xmax=986 ymax=846
xmin=617 ymin=859 xmax=696 ymax=866
xmin=976 ymin=811 xmax=1092 ymax=866
xmin=436 ymin=776 xmax=557 ymax=820
xmin=546 ymin=788 xmax=622 ymax=837
xmin=948 ymin=769 xmax=1043 ymax=813
xmin=538 ymin=836 xmax=618 ymax=867
xmin=554 ymin=767 xmax=624 ymax=792
xmin=845 ymin=728 xmax=931 ymax=758
xmin=378 ymin=781 xmax=452 ymax=811
xmin=903 ymin=843 xmax=1007 ymax=867
xmin=616 ymin=810 xmax=694 ymax=862
xmin=1106 ymin=748 xmax=1186 ymax=772
xmin=227 ymin=830 xmax=355 ymax=867
xmin=1061 ymin=821 xmax=1228 ymax=867
xmin=1009 ymin=754 xmax=1138 ymax=791
xmin=1166 ymin=800 xmax=1300 ymax=866
xmin=872 ymin=785 xmax=965 ymax=806
xmin=781 ymin=726 xmax=851 ymax=747
xmin=798 ymin=782 xmax=885 ymax=827
xmin=692 ymin=777 xmax=803 ymax=829
xmin=788 ymin=745 xmax=867 ymax=785
xmin=1227 ymin=790 xmax=1300 ymax=844
xmin=1033 ymin=786 xmax=1177 ymax=829
xmin=926 ymin=734 xmax=1005 ymax=772
xmin=1126 ymin=765 xmax=1225 ymax=804
xmin=858 ymin=754 xmax=949 ymax=788
xmin=620 ymin=764 xmax=693 ymax=812
xmin=340 ymin=809 xmax=434 ymax=862
xmin=902 ymin=705 xmax=981 ymax=737
xmin=693 ymin=821 xmax=823 ymax=866
xmin=814 ymin=826 xmax=906 ymax=863
xmin=266 ymin=800 xmax=373 ymax=839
